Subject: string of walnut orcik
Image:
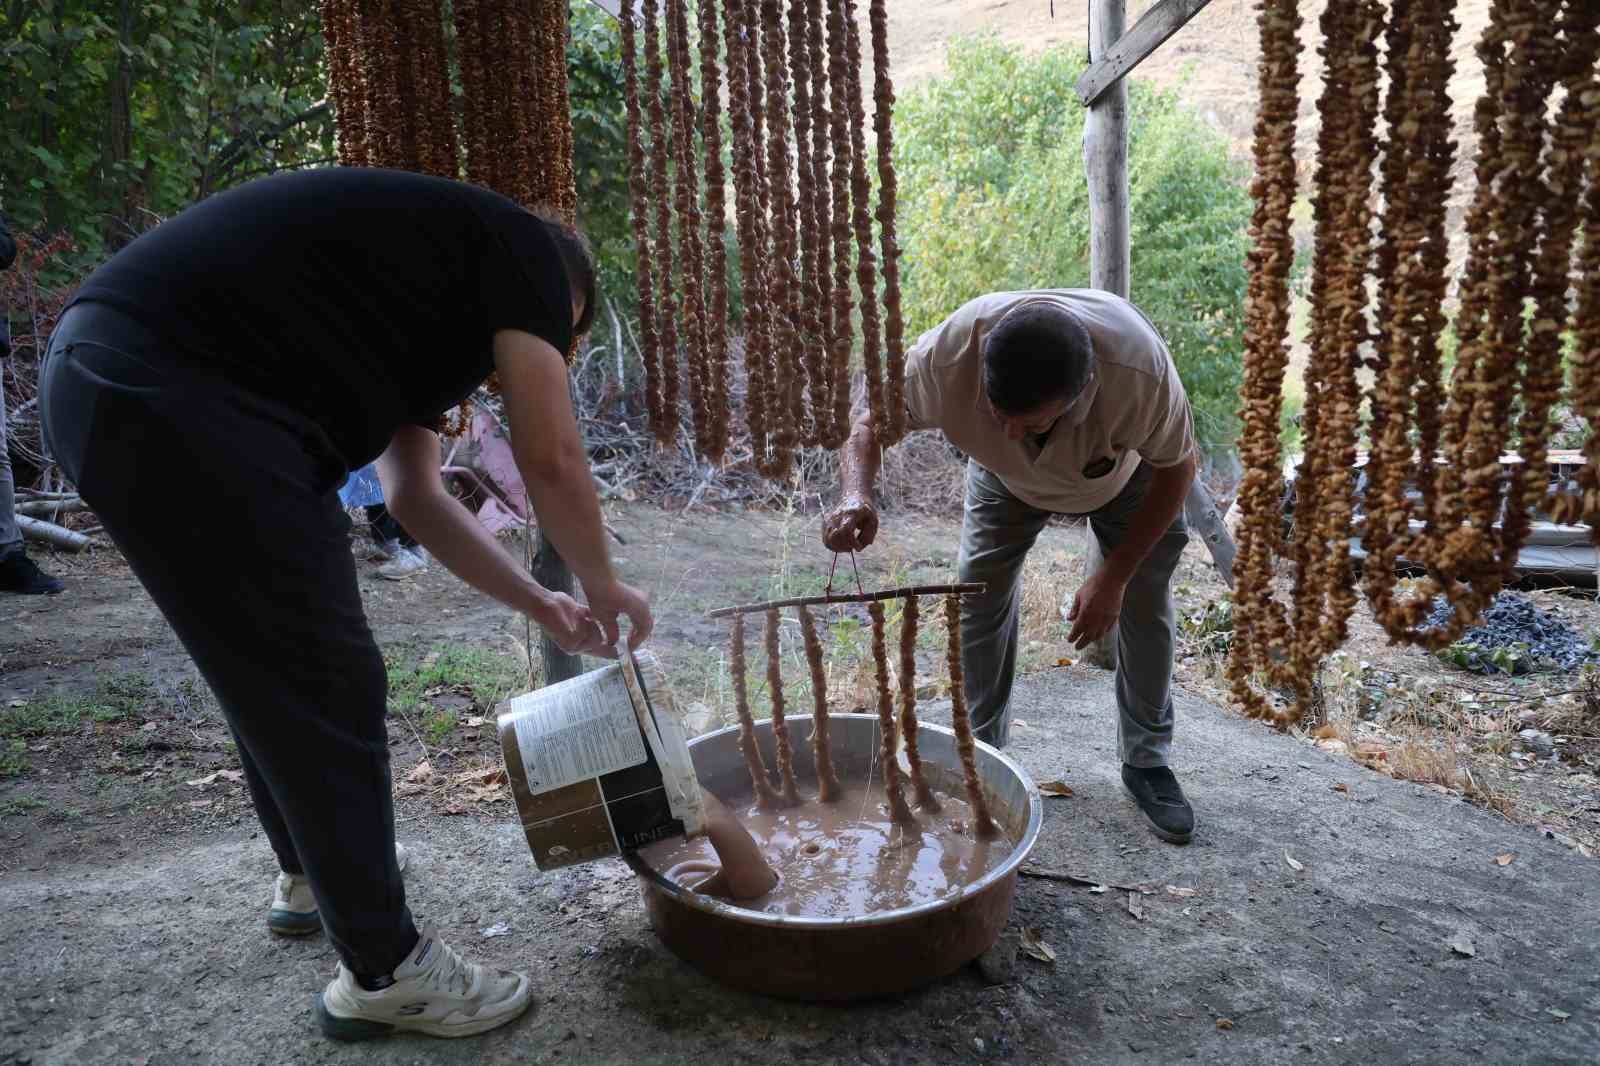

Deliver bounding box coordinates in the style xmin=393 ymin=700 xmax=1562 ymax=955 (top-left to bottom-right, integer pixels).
xmin=1230 ymin=0 xmax=1600 ymax=726
xmin=621 ymin=0 xmax=909 ymax=475
xmin=710 ymin=587 xmax=997 ymax=837
xmin=319 ymin=0 xmax=579 ymax=434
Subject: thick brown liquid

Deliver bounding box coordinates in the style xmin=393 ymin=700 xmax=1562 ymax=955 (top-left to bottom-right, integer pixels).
xmin=638 ymin=779 xmax=1013 ymax=918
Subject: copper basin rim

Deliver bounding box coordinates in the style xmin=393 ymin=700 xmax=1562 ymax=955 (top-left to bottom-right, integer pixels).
xmin=622 ymin=713 xmax=1043 ymax=1000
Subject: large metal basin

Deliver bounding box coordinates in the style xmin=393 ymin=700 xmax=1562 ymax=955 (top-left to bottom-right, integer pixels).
xmin=622 ymin=714 xmax=1042 ymax=1001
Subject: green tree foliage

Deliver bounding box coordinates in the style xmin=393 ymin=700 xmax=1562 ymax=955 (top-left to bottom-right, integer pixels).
xmin=894 ymin=37 xmax=1253 ymax=455
xmin=2 ymin=1 xmax=333 ymax=271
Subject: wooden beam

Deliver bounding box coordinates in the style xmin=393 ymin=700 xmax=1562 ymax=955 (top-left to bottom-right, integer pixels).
xmin=1084 ymin=0 xmax=1130 ymax=299
xmin=1075 ymin=0 xmax=1213 ymax=107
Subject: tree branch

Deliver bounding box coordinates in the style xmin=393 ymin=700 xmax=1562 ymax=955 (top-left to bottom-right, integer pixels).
xmin=707 ymin=584 xmax=988 ymax=619
xmin=208 ymin=100 xmax=332 ymax=185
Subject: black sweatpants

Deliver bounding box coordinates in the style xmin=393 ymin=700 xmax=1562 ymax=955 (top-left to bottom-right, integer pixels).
xmin=40 ymin=304 xmax=418 ymax=977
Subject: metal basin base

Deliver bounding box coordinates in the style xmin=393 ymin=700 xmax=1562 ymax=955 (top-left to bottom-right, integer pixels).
xmin=623 ymin=715 xmax=1042 ymax=1001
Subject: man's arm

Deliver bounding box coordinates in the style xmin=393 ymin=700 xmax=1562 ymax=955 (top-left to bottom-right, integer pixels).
xmin=1102 ymin=455 xmax=1195 ymax=583
xmin=821 ymin=406 xmax=882 ymax=551
xmin=377 ymin=425 xmax=614 ymax=657
xmin=491 ymin=328 xmax=652 ymax=647
xmin=1066 ymin=452 xmax=1196 ymax=649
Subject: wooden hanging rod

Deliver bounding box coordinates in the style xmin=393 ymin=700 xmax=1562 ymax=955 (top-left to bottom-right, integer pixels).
xmin=706 ymin=583 xmax=987 ymax=619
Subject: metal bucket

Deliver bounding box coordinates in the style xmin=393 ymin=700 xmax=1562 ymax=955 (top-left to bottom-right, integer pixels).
xmin=622 ymin=714 xmax=1042 ymax=1001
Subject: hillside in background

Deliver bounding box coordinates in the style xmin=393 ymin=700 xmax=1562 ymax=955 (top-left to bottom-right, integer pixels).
xmin=883 ymin=0 xmax=1494 ymax=269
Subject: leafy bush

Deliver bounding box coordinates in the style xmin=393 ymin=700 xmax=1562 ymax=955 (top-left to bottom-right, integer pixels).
xmin=894 ymin=37 xmax=1254 ymax=457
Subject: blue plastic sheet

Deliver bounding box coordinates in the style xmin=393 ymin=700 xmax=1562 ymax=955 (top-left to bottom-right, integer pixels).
xmin=337 ymin=462 xmax=385 ymax=508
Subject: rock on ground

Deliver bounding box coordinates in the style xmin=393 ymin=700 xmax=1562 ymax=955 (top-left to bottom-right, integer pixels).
xmin=1 ymin=669 xmax=1596 ymax=1065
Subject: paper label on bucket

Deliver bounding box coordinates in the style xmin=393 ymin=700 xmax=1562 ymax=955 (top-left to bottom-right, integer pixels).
xmin=507 ymin=668 xmax=649 ymax=796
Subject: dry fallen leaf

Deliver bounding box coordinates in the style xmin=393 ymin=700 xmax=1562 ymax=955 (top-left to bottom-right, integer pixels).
xmin=1053 ymin=658 xmax=1075 ymax=668
xmin=1126 ymin=892 xmax=1145 ymax=920
xmin=1315 ymin=737 xmax=1349 ymax=755
xmin=1313 ymin=723 xmax=1340 ymax=740
xmin=1447 ymin=932 xmax=1476 ymax=958
xmin=450 ymin=766 xmax=506 ymax=788
xmin=404 ymin=760 xmax=434 ymax=784
xmin=186 ymin=770 xmax=241 ymax=787
xmin=1037 ymin=780 xmax=1074 ymax=798
xmin=1166 ymin=885 xmax=1198 ymax=899
xmin=1331 ymin=783 xmax=1349 ymax=793
xmin=1019 ymin=927 xmax=1056 ymax=964
xmin=1494 ymin=852 xmax=1515 ymax=867
xmin=1284 ymin=851 xmax=1305 ymax=872
xmin=1215 ymin=1018 xmax=1234 ymax=1031
xmin=464 ymin=716 xmax=488 ymax=728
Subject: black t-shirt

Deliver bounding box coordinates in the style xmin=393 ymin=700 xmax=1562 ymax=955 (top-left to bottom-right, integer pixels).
xmin=70 ymin=168 xmax=573 ymax=467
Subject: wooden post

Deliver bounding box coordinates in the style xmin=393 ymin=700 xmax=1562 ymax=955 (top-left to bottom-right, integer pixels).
xmin=1084 ymin=0 xmax=1130 ymax=299
xmin=534 ymin=533 xmax=585 ymax=684
xmin=536 ymin=376 xmax=586 ymax=686
xmin=1083 ymin=0 xmax=1130 ymax=671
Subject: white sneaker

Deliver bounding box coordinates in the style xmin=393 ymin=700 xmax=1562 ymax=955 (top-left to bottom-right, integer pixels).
xmin=376 ymin=547 xmax=428 ymax=580
xmin=316 ymin=923 xmax=533 ymax=1041
xmin=269 ymin=843 xmax=410 ymax=937
xmin=365 ymin=537 xmax=403 ymax=562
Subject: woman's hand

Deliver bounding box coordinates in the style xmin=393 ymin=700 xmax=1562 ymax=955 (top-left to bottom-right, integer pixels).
xmin=530 ymin=590 xmax=612 ymax=657
xmin=585 ymin=580 xmax=654 ymax=650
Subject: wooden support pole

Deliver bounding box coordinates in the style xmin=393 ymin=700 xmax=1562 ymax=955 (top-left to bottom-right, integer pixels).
xmin=1085 ymin=0 xmax=1130 ymax=300
xmin=534 ymin=533 xmax=584 ymax=684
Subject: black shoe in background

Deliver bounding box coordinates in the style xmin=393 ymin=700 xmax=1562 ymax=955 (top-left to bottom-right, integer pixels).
xmin=0 ymin=550 xmax=64 ymax=595
xmin=1121 ymin=764 xmax=1194 ymax=844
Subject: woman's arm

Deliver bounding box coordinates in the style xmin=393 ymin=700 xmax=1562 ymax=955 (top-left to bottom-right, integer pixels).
xmin=492 ymin=328 xmax=653 ymax=648
xmin=377 ymin=424 xmax=612 ymax=657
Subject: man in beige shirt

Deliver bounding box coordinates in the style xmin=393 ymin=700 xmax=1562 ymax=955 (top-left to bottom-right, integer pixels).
xmin=823 ymin=289 xmax=1197 ymax=844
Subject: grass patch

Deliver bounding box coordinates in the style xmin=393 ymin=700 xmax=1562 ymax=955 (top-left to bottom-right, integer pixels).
xmin=384 ymin=644 xmax=526 ymax=717
xmin=1 ymin=740 xmax=29 ymax=779
xmin=0 ymin=674 xmax=161 ymax=750
xmin=0 ymin=795 xmax=45 ymax=817
xmin=424 ymin=709 xmax=459 ymax=745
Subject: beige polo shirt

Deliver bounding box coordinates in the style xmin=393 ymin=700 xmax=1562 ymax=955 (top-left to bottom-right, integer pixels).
xmin=903 ymin=289 xmax=1196 ymax=514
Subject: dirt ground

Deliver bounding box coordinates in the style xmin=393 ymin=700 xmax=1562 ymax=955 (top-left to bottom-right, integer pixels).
xmin=2 ymin=637 xmax=1597 ymax=1064
xmin=3 ymin=501 xmax=1599 ymax=1063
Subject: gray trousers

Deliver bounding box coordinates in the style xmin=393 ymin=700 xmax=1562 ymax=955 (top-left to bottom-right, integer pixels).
xmin=958 ymin=460 xmax=1188 ymax=765
xmin=0 ymin=368 xmax=18 ymax=559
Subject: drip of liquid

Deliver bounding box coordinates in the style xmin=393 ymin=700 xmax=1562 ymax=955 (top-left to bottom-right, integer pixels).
xmin=638 ymin=776 xmax=1012 ymax=919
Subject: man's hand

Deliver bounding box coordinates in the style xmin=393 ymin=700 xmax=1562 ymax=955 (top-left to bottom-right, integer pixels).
xmin=821 ymin=496 xmax=879 ymax=552
xmin=585 ymin=579 xmax=654 ymax=650
xmin=1066 ymin=568 xmax=1127 ymax=650
xmin=531 ymin=590 xmax=612 ymax=657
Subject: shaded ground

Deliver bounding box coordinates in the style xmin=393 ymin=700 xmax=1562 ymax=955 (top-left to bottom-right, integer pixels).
xmin=3 ymin=501 xmax=1598 ymax=1065
xmin=2 ymin=667 xmax=1596 ymax=1065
